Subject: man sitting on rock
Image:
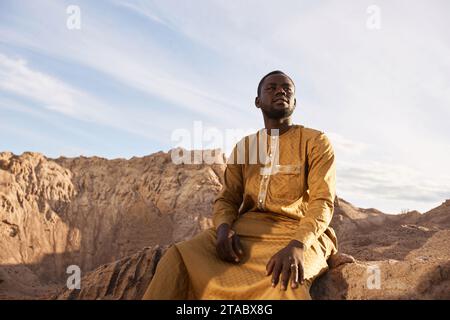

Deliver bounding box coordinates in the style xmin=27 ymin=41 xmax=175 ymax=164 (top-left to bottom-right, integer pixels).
xmin=143 ymin=70 xmax=352 ymax=300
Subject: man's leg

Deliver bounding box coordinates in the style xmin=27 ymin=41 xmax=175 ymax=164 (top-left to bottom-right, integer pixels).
xmin=142 ymin=245 xmax=191 ymax=300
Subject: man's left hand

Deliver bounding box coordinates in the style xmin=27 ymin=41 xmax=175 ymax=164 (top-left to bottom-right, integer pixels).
xmin=266 ymin=240 xmax=305 ymax=290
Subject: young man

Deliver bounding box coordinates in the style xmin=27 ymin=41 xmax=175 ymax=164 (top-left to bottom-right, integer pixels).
xmin=143 ymin=71 xmax=341 ymax=299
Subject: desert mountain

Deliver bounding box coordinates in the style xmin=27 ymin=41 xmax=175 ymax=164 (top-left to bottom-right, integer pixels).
xmin=0 ymin=151 xmax=448 ymax=299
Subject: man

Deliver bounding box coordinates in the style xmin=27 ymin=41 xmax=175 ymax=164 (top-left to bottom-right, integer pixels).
xmin=143 ymin=70 xmax=346 ymax=300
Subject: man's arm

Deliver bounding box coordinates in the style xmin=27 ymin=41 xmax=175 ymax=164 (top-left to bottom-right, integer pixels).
xmin=213 ymin=145 xmax=245 ymax=263
xmin=293 ymin=132 xmax=336 ymax=249
xmin=266 ymin=132 xmax=336 ymax=290
xmin=212 ymin=145 xmax=244 ymax=230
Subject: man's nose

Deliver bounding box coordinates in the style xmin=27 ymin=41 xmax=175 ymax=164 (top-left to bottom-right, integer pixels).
xmin=274 ymin=86 xmax=287 ymax=95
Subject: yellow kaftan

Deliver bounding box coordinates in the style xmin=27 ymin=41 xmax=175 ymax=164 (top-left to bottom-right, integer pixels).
xmin=143 ymin=124 xmax=338 ymax=300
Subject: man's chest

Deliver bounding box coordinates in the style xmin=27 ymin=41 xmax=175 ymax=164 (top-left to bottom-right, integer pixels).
xmin=242 ymin=137 xmax=308 ymax=208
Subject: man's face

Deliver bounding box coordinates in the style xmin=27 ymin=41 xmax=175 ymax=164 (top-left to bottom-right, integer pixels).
xmin=255 ymin=74 xmax=296 ymax=119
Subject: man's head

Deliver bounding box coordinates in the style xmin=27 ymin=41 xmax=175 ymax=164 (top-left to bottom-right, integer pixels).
xmin=255 ymin=70 xmax=296 ymax=120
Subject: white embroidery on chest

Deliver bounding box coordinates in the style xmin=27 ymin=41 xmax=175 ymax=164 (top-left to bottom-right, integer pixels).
xmin=256 ymin=131 xmax=302 ymax=210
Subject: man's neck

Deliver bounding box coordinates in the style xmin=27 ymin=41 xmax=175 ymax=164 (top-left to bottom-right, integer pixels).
xmin=263 ymin=117 xmax=293 ymax=136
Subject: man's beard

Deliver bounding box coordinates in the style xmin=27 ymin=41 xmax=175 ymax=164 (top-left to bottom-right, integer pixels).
xmin=262 ymin=106 xmax=295 ymax=120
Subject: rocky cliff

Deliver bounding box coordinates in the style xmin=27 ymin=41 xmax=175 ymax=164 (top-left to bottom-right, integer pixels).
xmin=0 ymin=151 xmax=449 ymax=299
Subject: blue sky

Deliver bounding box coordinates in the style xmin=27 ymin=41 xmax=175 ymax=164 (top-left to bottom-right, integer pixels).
xmin=1 ymin=0 xmax=449 ymax=213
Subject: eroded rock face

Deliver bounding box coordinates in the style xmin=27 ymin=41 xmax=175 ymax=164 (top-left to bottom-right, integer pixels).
xmin=331 ymin=198 xmax=450 ymax=262
xmin=311 ymin=259 xmax=450 ymax=300
xmin=56 ymin=229 xmax=450 ymax=300
xmin=55 ymin=246 xmax=168 ymax=300
xmin=310 ymin=198 xmax=450 ymax=299
xmin=0 ymin=151 xmax=224 ymax=298
xmin=1 ymin=151 xmax=449 ymax=299
xmin=58 ymin=254 xmax=449 ymax=300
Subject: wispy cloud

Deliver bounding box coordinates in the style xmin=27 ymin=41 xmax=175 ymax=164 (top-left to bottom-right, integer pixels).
xmin=0 ymin=53 xmax=85 ymax=116
xmin=337 ymin=160 xmax=450 ymax=213
xmin=1 ymin=0 xmax=449 ymax=212
xmin=112 ymin=0 xmax=170 ymax=27
xmin=0 ymin=53 xmax=175 ymax=143
xmin=327 ymin=132 xmax=369 ymax=156
xmin=0 ymin=0 xmax=250 ymax=126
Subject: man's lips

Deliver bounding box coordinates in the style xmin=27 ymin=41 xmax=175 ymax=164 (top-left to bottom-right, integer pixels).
xmin=273 ymin=98 xmax=288 ymax=103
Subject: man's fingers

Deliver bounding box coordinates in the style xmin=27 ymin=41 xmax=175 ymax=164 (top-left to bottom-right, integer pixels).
xmin=232 ymin=235 xmax=244 ymax=258
xmin=271 ymin=262 xmax=282 ymax=287
xmin=266 ymin=258 xmax=275 ymax=276
xmin=225 ymin=236 xmax=240 ymax=263
xmin=216 ymin=238 xmax=236 ymax=263
xmin=291 ymin=262 xmax=299 ymax=289
xmin=216 ymin=230 xmax=243 ymax=264
xmin=234 ymin=235 xmax=244 ymax=256
xmin=280 ymin=261 xmax=291 ymax=291
xmin=219 ymin=241 xmax=232 ymax=262
xmin=299 ymin=261 xmax=305 ymax=284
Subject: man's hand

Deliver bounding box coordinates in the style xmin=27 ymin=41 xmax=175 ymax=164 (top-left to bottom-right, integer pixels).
xmin=215 ymin=223 xmax=244 ymax=263
xmin=266 ymin=240 xmax=305 ymax=290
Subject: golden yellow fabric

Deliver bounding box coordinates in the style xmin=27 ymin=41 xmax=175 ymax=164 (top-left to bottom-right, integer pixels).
xmin=143 ymin=124 xmax=338 ymax=300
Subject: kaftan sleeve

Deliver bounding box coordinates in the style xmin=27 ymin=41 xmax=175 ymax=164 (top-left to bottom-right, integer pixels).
xmin=212 ymin=145 xmax=244 ymax=230
xmin=293 ymin=132 xmax=336 ymax=249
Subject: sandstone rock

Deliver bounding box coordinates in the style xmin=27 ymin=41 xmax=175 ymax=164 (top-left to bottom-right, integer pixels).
xmin=54 ymin=245 xmax=168 ymax=300
xmin=55 ymin=248 xmax=450 ymax=300
xmin=0 ymin=151 xmax=223 ymax=298
xmin=311 ymin=258 xmax=450 ymax=300
xmin=1 ymin=151 xmax=449 ymax=299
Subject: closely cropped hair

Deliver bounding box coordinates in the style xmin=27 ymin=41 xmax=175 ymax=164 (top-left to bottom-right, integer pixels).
xmin=257 ymin=70 xmax=294 ymax=96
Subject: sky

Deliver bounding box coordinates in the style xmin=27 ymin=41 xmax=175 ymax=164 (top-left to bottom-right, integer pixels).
xmin=0 ymin=0 xmax=449 ymax=214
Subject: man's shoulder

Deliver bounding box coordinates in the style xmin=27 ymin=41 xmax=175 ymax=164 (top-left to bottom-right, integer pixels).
xmin=299 ymin=126 xmax=334 ymax=154
xmin=233 ymin=130 xmax=259 ymax=147
xmin=298 ymin=125 xmax=328 ymax=140
xmin=236 ymin=125 xmax=329 ymax=143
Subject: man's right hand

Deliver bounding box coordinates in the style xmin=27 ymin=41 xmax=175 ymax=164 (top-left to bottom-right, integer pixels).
xmin=215 ymin=223 xmax=244 ymax=263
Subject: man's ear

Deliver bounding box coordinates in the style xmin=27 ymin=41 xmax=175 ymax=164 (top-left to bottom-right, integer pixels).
xmin=255 ymin=96 xmax=261 ymax=109
xmin=294 ymin=97 xmax=297 ymax=107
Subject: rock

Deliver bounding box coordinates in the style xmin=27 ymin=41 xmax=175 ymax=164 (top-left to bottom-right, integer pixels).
xmin=1 ymin=151 xmax=449 ymax=299
xmin=311 ymin=258 xmax=450 ymax=300
xmin=0 ymin=151 xmax=223 ymax=298
xmin=53 ymin=250 xmax=450 ymax=300
xmin=54 ymin=245 xmax=168 ymax=300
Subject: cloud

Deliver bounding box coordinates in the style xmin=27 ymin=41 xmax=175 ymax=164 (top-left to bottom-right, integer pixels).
xmin=112 ymin=0 xmax=170 ymax=27
xmin=0 ymin=53 xmax=79 ymax=116
xmin=327 ymin=132 xmax=368 ymax=156
xmin=1 ymin=0 xmax=449 ymax=213
xmin=0 ymin=53 xmax=174 ymax=144
xmin=337 ymin=160 xmax=450 ymax=211
xmin=0 ymin=0 xmax=250 ymax=127
xmin=113 ymin=1 xmax=450 ymax=147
